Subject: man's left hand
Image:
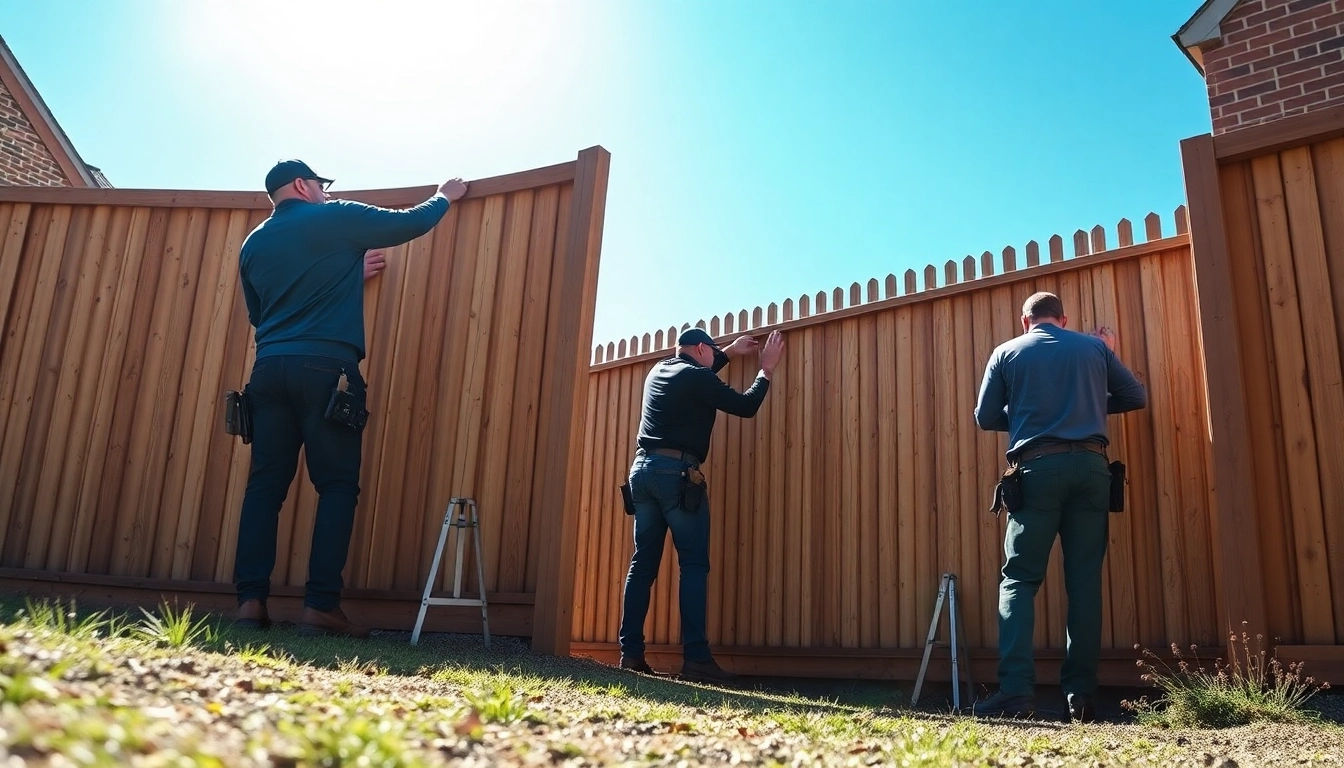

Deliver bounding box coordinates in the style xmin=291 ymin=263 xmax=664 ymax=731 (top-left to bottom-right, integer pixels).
xmin=364 ymin=250 xmax=387 ymax=281
xmin=722 ymin=335 xmax=760 ymax=357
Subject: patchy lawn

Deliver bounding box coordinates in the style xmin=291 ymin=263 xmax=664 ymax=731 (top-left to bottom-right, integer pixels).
xmin=1 ymin=599 xmax=1342 ymax=766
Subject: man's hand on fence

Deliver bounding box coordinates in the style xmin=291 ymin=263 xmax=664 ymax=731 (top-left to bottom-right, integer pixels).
xmin=760 ymin=330 xmax=785 ymax=378
xmin=1092 ymin=326 xmax=1116 ymax=352
xmin=723 ymin=335 xmax=759 ymax=358
xmin=363 ymin=250 xmax=387 ymax=281
xmin=439 ymin=178 xmax=469 ymax=202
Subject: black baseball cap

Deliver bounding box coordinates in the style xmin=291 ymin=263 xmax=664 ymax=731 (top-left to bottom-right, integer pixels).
xmin=676 ymin=327 xmax=719 ymax=349
xmin=264 ymin=159 xmax=333 ymax=195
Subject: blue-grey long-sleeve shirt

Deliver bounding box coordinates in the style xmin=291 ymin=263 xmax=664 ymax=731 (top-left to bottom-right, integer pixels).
xmin=636 ymin=350 xmax=771 ymax=463
xmin=974 ymin=323 xmax=1147 ymax=457
xmin=240 ymin=194 xmax=450 ymax=362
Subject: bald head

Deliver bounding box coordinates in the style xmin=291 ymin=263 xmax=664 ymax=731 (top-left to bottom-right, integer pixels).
xmin=1022 ymin=292 xmax=1065 ymax=322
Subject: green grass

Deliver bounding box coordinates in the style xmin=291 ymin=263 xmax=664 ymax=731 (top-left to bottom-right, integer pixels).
xmin=1 ymin=596 xmax=1340 ymax=766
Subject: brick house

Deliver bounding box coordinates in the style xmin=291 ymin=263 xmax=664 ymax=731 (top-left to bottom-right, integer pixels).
xmin=0 ymin=34 xmax=110 ymax=187
xmin=1174 ymin=0 xmax=1344 ymax=134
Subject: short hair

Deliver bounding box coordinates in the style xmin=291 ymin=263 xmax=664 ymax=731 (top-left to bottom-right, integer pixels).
xmin=1022 ymin=292 xmax=1064 ymax=321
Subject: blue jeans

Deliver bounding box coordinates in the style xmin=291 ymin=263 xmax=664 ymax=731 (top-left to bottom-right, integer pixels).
xmin=996 ymin=451 xmax=1111 ymax=697
xmin=618 ymin=452 xmax=712 ymax=663
xmin=234 ymin=355 xmax=367 ymax=611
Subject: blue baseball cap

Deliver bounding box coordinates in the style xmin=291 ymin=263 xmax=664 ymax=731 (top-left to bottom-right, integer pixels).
xmin=264 ymin=159 xmax=333 ymax=195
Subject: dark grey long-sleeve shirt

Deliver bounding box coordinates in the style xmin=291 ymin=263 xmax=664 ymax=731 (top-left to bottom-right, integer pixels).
xmin=974 ymin=323 xmax=1147 ymax=457
xmin=636 ymin=351 xmax=771 ymax=463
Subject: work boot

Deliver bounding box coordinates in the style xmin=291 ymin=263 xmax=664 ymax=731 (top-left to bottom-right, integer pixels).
xmin=619 ymin=655 xmax=654 ymax=674
xmin=972 ymin=689 xmax=1036 ymax=718
xmin=234 ymin=599 xmax=271 ymax=630
xmin=1067 ymin=692 xmax=1097 ymax=723
xmin=680 ymin=657 xmax=738 ymax=684
xmin=297 ymin=606 xmax=370 ymax=638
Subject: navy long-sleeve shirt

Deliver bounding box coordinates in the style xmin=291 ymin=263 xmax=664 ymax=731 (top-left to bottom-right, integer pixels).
xmin=636 ymin=350 xmax=771 ymax=463
xmin=974 ymin=323 xmax=1147 ymax=457
xmin=240 ymin=194 xmax=450 ymax=362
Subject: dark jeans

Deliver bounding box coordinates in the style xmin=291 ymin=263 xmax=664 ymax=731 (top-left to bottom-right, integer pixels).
xmin=996 ymin=450 xmax=1111 ymax=697
xmin=234 ymin=355 xmax=367 ymax=611
xmin=618 ymin=452 xmax=712 ymax=663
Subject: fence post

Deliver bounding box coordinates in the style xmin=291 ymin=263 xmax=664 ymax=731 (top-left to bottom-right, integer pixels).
xmin=1180 ymin=133 xmax=1266 ymax=639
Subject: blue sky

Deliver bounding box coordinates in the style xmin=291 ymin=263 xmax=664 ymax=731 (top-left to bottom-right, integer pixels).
xmin=2 ymin=0 xmax=1212 ymax=350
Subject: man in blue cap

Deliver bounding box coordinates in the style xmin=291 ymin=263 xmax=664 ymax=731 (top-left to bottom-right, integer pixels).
xmin=233 ymin=159 xmax=468 ymax=637
xmin=618 ymin=326 xmax=785 ymax=683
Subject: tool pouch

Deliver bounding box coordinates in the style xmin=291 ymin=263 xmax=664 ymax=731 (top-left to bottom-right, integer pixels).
xmin=989 ymin=464 xmax=1024 ymax=517
xmin=619 ymin=482 xmax=636 ymax=516
xmin=324 ymin=372 xmax=369 ymax=431
xmin=679 ymin=466 xmax=707 ymax=513
xmin=224 ymin=390 xmax=252 ymax=444
xmin=1108 ymin=460 xmax=1126 ymax=513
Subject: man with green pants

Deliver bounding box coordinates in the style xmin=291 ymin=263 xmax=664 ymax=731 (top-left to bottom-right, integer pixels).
xmin=972 ymin=292 xmax=1147 ymax=722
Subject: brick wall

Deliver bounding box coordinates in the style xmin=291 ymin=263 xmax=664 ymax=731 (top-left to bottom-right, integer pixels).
xmin=0 ymin=74 xmax=71 ymax=186
xmin=1201 ymin=0 xmax=1344 ymax=134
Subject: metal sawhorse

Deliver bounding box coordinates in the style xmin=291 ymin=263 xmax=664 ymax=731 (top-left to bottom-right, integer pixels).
xmin=411 ymin=497 xmax=490 ymax=646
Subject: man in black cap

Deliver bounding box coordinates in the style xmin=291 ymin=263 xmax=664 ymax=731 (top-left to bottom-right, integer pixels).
xmin=618 ymin=326 xmax=785 ymax=683
xmin=233 ymin=159 xmax=469 ymax=637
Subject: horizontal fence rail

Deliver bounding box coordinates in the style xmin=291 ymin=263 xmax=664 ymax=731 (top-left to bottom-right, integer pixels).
xmin=593 ymin=208 xmax=1189 ymax=366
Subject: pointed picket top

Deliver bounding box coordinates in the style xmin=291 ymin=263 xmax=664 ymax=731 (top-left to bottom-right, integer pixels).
xmin=1175 ymin=205 xmax=1189 ymax=235
xmin=1090 ymin=224 xmax=1106 ymax=254
xmin=724 ymin=312 xmax=735 ymax=335
xmin=981 ymin=250 xmax=995 ymax=277
xmin=709 ymin=316 xmax=720 ymax=337
xmin=816 ymin=290 xmax=828 ymax=314
xmin=1118 ymin=218 xmax=1134 ymax=247
xmin=904 ymin=269 xmax=917 ymax=294
xmin=1145 ymin=212 xmax=1162 ymax=241
xmin=1003 ymin=246 xmax=1018 ymax=273
xmin=753 ymin=306 xmax=764 ymax=327
xmin=784 ymin=297 xmax=795 ymax=321
xmin=738 ymin=309 xmax=749 ymax=330
xmin=654 ymin=329 xmax=665 ymax=350
xmin=962 ymin=255 xmax=977 ymax=282
xmin=768 ymin=302 xmax=779 ymax=324
xmin=799 ymin=292 xmax=811 ymax=318
xmin=885 ymin=273 xmax=898 ymax=299
xmin=850 ymin=281 xmax=862 ymax=307
xmin=867 ymin=278 xmax=879 ymax=303
xmin=641 ymin=333 xmax=652 ymax=354
xmin=923 ymin=264 xmax=937 ymax=291
xmin=606 ymin=341 xmax=616 ymax=361
xmin=1026 ymin=240 xmax=1040 ymax=268
xmin=617 ymin=339 xmax=627 ymax=358
xmin=944 ymin=259 xmax=958 ymax=286
xmin=594 ymin=344 xmax=605 ymax=364
xmin=828 ymin=287 xmax=841 ymax=311
xmin=1072 ymin=229 xmax=1089 ymax=258
xmin=1049 ymin=234 xmax=1064 ymax=262
xmin=630 ymin=335 xmax=640 ymax=356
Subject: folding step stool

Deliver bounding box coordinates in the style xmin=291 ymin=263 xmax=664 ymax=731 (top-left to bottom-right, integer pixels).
xmin=411 ymin=497 xmax=490 ymax=646
xmin=911 ymin=572 xmax=973 ymax=710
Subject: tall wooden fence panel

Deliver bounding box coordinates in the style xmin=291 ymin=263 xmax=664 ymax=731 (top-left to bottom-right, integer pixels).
xmin=0 ymin=149 xmax=609 ymax=643
xmin=572 ymin=213 xmax=1221 ymax=680
xmin=1184 ymin=117 xmax=1344 ymax=652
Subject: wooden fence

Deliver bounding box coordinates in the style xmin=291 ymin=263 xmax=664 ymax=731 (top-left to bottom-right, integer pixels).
xmin=1183 ymin=109 xmax=1344 ymax=670
xmin=0 ymin=147 xmax=610 ymax=651
xmin=571 ymin=210 xmax=1222 ymax=682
